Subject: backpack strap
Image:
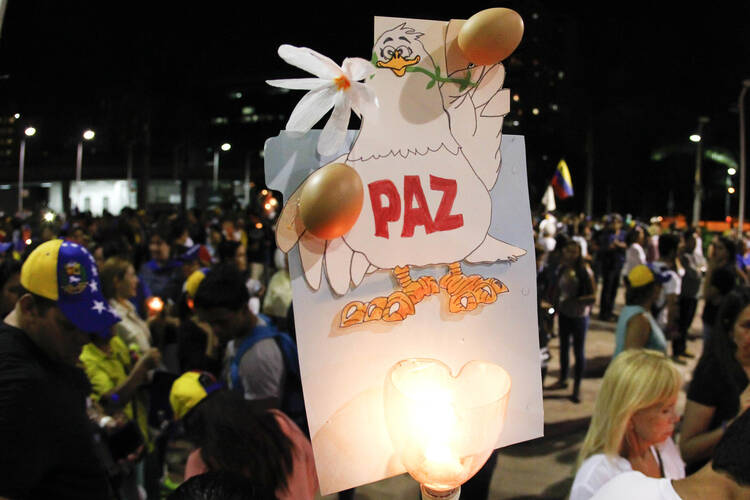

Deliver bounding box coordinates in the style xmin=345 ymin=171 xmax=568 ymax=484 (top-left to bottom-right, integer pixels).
xmin=230 ymin=322 xmax=280 ymax=392
xmin=229 ymin=319 xmax=306 ymax=434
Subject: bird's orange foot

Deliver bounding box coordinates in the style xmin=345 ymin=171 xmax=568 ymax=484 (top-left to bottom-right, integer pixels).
xmin=440 ymin=268 xmax=509 ymax=313
xmin=340 ymin=297 xmax=386 ymax=327
xmin=474 ymin=277 xmax=508 ymax=304
xmin=382 ymin=291 xmax=416 ymax=322
xmin=402 ymin=276 xmax=439 ymax=303
xmin=339 ymin=292 xmax=416 ymax=327
xmin=394 ymin=266 xmax=439 ymax=304
xmin=449 ymin=289 xmax=478 ymax=313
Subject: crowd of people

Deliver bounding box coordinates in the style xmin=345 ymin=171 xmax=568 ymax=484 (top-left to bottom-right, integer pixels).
xmin=535 ymin=211 xmax=750 ymax=382
xmin=0 ymin=203 xmax=315 ymax=500
xmin=535 ymin=211 xmax=750 ymax=499
xmin=0 ymin=204 xmax=749 ymax=499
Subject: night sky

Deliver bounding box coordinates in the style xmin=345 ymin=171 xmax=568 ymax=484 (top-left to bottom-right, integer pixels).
xmin=1 ymin=1 xmax=749 ymax=218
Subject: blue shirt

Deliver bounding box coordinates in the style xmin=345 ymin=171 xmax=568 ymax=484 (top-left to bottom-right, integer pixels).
xmin=614 ymin=305 xmax=667 ymax=356
xmin=138 ymin=259 xmax=183 ymax=303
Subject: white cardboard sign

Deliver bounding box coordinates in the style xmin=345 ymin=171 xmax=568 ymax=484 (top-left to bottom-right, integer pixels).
xmin=264 ymin=15 xmax=542 ymax=495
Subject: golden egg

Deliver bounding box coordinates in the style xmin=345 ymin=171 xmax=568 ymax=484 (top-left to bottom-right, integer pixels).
xmin=299 ymin=162 xmax=364 ymax=240
xmin=458 ymin=8 xmax=524 ymax=66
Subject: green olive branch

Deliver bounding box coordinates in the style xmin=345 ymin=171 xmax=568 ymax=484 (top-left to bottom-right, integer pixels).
xmin=370 ymin=52 xmax=477 ymax=90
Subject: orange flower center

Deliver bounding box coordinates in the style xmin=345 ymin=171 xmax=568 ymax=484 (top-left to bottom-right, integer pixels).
xmin=333 ymin=75 xmax=351 ymax=91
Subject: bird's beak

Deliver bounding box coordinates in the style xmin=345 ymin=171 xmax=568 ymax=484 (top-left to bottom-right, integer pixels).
xmin=377 ymin=49 xmax=421 ymax=77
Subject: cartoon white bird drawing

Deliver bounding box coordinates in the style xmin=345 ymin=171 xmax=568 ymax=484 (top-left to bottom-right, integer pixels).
xmin=273 ymin=18 xmax=526 ymax=328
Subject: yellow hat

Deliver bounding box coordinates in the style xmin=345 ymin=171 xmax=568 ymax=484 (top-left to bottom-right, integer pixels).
xmin=21 ymin=239 xmax=120 ymax=334
xmin=627 ymin=264 xmax=671 ymax=288
xmin=169 ymin=371 xmax=223 ymax=420
xmin=184 ymin=268 xmax=208 ymax=299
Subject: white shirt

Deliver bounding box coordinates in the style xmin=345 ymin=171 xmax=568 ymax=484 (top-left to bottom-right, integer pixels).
xmin=590 ymin=472 xmax=681 ymax=500
xmin=540 ymin=236 xmax=556 ymax=253
xmin=651 ymin=261 xmax=683 ymax=329
xmin=572 ymin=235 xmax=589 ymax=258
xmin=109 ymin=299 xmax=152 ymax=354
xmin=570 ymin=438 xmax=685 ymax=500
xmin=222 ymin=317 xmax=285 ymax=402
xmin=539 ymin=216 xmax=557 ymax=239
xmin=624 ymin=243 xmax=647 ymax=276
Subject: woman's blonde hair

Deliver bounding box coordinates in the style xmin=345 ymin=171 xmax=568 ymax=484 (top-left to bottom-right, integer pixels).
xmin=100 ymin=256 xmax=132 ymax=300
xmin=575 ymin=349 xmax=681 ymax=470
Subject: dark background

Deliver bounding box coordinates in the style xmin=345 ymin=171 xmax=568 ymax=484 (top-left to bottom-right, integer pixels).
xmin=0 ymin=1 xmax=748 ymax=219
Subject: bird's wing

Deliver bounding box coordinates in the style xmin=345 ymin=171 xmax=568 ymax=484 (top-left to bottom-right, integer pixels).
xmin=276 ymin=187 xmax=306 ymax=253
xmin=441 ymin=19 xmax=510 ymax=191
xmin=299 ymin=231 xmax=326 ymax=290
xmin=325 ymin=237 xmax=354 ymax=296
xmin=277 ymin=154 xmax=356 ymax=292
xmin=276 ymin=154 xmax=349 ymax=253
xmin=351 ymin=251 xmax=372 ymax=287
xmin=465 ymin=234 xmax=527 ymax=264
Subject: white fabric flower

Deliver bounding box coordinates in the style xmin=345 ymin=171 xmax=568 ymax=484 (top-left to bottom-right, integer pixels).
xmin=267 ymin=45 xmax=377 ymax=156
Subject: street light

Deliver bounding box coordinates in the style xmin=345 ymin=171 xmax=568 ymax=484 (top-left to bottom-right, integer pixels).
xmin=75 ymin=129 xmax=95 ymax=211
xmin=213 ymin=143 xmax=231 ymax=191
xmin=692 ymin=117 xmax=710 ymax=228
xmin=18 ymin=127 xmax=37 ymax=215
xmin=738 ymin=80 xmax=750 ymax=237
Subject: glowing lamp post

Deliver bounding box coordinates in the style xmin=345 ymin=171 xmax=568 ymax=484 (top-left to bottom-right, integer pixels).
xmin=18 ymin=126 xmax=37 ymax=215
xmin=691 ymin=117 xmax=709 ymax=228
xmin=75 ymin=129 xmax=95 ymax=211
xmin=213 ymin=143 xmax=232 ymax=191
xmin=384 ymin=358 xmax=511 ymax=500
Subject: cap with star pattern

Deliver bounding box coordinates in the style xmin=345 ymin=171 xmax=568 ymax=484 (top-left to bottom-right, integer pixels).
xmin=21 ymin=239 xmax=120 ymax=335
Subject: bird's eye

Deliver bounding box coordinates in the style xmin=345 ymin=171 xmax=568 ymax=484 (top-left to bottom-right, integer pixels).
xmin=397 ymin=45 xmax=412 ymax=58
xmin=381 ymin=46 xmax=395 ymax=59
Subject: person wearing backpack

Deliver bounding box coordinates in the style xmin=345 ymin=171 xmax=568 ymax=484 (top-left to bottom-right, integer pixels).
xmin=193 ymin=264 xmax=306 ymax=434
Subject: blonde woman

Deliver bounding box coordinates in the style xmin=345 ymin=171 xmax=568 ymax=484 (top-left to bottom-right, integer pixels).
xmin=101 ymin=257 xmax=153 ymax=354
xmin=569 ymin=349 xmax=684 ymax=500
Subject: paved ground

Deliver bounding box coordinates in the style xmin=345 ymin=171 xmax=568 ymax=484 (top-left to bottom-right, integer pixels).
xmin=320 ymin=288 xmax=704 ymax=500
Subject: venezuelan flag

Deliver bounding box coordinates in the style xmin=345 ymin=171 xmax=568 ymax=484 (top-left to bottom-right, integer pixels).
xmin=551 ymin=159 xmax=573 ymax=199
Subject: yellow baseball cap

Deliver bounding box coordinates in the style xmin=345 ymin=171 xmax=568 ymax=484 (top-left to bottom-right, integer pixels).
xmin=627 ymin=264 xmax=671 ymax=288
xmin=21 ymin=239 xmax=120 ymax=334
xmin=169 ymin=371 xmax=223 ymax=420
xmin=184 ymin=268 xmax=208 ymax=299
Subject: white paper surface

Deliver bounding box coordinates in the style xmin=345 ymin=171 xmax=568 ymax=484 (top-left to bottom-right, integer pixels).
xmin=263 ymin=16 xmax=543 ymax=495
